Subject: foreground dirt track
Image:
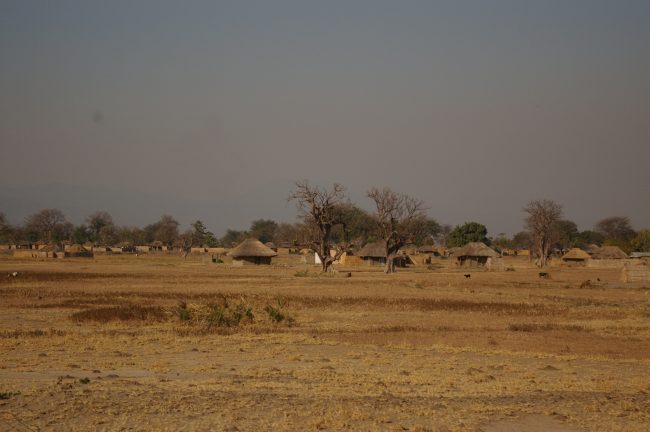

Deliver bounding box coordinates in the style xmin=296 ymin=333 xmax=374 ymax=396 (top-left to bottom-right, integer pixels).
xmin=1 ymin=256 xmax=649 ymax=431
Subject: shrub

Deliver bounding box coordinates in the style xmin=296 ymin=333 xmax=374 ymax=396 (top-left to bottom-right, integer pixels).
xmin=0 ymin=391 xmax=20 ymax=400
xmin=178 ymin=301 xmax=191 ymax=321
xmin=264 ymin=305 xmax=285 ymax=323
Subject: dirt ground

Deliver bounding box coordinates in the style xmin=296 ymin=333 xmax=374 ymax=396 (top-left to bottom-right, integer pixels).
xmin=1 ymin=255 xmax=649 ymax=431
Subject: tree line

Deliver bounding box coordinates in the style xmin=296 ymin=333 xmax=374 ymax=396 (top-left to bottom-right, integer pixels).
xmin=1 ymin=183 xmax=648 ymax=271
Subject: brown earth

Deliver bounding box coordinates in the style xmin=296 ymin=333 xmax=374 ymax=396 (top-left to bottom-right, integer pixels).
xmin=1 ymin=255 xmax=649 ymax=431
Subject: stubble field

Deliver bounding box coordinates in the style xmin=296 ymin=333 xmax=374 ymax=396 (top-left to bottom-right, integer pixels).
xmin=1 ymin=255 xmax=649 ymax=431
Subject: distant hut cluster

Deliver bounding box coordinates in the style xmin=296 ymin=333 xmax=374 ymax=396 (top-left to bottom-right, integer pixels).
xmin=560 ymin=245 xmax=630 ymax=267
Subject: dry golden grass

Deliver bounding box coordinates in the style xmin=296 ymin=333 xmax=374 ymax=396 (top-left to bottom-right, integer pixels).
xmin=0 ymin=254 xmax=648 ymax=431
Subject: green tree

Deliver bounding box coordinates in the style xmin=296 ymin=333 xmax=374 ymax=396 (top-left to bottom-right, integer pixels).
xmin=0 ymin=213 xmax=13 ymax=243
xmin=492 ymin=233 xmax=513 ymax=250
xmin=511 ymin=231 xmax=532 ymax=249
xmin=86 ymin=211 xmax=114 ymax=243
xmin=572 ymin=230 xmax=605 ymax=249
xmin=248 ymin=219 xmax=278 ymax=244
xmin=331 ymin=204 xmax=376 ymax=245
xmin=118 ymin=226 xmax=146 ymax=245
xmin=220 ymin=229 xmax=247 ymax=247
xmin=190 ymin=220 xmax=218 ymax=247
xmin=631 ymin=230 xmax=650 ymax=252
xmin=72 ymin=224 xmax=93 ymax=244
xmin=448 ymin=222 xmax=490 ymax=248
xmin=555 ymin=220 xmax=579 ymax=250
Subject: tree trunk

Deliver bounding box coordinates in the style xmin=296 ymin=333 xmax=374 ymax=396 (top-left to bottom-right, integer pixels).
xmin=384 ymin=242 xmax=401 ymax=274
xmin=384 ymin=255 xmax=395 ymax=274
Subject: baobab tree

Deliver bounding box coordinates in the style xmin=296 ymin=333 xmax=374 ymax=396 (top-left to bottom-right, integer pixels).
xmin=524 ymin=199 xmax=563 ymax=267
xmin=289 ymin=181 xmax=349 ymax=273
xmin=367 ymin=187 xmax=427 ymax=274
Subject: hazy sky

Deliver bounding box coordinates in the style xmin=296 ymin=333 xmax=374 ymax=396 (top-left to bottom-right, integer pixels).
xmin=1 ymin=0 xmax=649 ymax=236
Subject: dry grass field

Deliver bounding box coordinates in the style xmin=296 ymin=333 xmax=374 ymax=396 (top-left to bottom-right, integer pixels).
xmin=1 ymin=255 xmax=649 ymax=431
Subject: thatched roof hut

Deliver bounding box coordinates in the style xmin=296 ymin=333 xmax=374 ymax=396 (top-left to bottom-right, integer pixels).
xmin=228 ymin=238 xmax=277 ymax=265
xmin=357 ymin=240 xmax=386 ymax=258
xmin=357 ymin=241 xmax=409 ymax=267
xmin=561 ymin=248 xmax=591 ymax=262
xmin=591 ymin=246 xmax=628 ymax=260
xmin=453 ymin=242 xmax=498 ymax=267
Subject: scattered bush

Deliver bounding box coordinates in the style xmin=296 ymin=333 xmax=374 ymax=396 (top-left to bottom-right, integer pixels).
xmin=178 ymin=301 xmax=191 ymax=321
xmin=0 ymin=391 xmax=20 ymax=400
xmin=264 ymin=305 xmax=285 ymax=323
xmin=264 ymin=295 xmax=293 ymax=324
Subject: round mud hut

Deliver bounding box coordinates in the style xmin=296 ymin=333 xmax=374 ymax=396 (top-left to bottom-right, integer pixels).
xmin=357 ymin=240 xmax=408 ymax=267
xmin=591 ymin=245 xmax=628 ymax=260
xmin=228 ymin=238 xmax=277 ymax=265
xmin=452 ymin=242 xmax=498 ymax=268
xmin=561 ymin=248 xmax=591 ymax=265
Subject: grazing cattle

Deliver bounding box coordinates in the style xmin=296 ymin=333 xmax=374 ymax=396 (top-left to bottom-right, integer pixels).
xmin=538 ymin=272 xmax=550 ymax=279
xmin=7 ymin=271 xmax=18 ymax=278
xmin=464 ymin=274 xmax=471 ymax=279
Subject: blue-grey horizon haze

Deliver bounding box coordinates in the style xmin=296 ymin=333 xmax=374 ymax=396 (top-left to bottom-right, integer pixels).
xmin=1 ymin=0 xmax=649 ymax=236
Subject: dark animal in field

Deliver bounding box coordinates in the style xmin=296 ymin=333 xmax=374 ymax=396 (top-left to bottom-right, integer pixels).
xmin=464 ymin=274 xmax=471 ymax=279
xmin=580 ymin=280 xmax=592 ymax=289
xmin=538 ymin=272 xmax=550 ymax=279
xmin=597 ymin=278 xmax=601 ymax=282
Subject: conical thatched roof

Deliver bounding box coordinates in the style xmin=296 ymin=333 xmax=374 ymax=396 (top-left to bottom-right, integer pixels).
xmin=453 ymin=242 xmax=498 ymax=258
xmin=561 ymin=248 xmax=591 ymax=261
xmin=228 ymin=238 xmax=277 ymax=258
xmin=585 ymin=244 xmax=601 ymax=254
xmin=417 ymin=245 xmax=436 ymax=253
xmin=592 ymin=245 xmax=628 ymax=259
xmin=68 ymin=244 xmax=89 ymax=253
xmin=357 ymin=240 xmax=387 ymax=258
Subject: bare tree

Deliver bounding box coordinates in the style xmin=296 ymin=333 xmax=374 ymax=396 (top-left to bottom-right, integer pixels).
xmin=289 ymin=181 xmax=348 ymax=272
xmin=437 ymin=224 xmax=453 ymax=247
xmin=25 ymin=209 xmax=67 ymax=244
xmin=367 ymin=187 xmax=427 ymax=274
xmin=524 ymin=199 xmax=563 ymax=267
xmin=594 ymin=216 xmax=636 ymax=242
